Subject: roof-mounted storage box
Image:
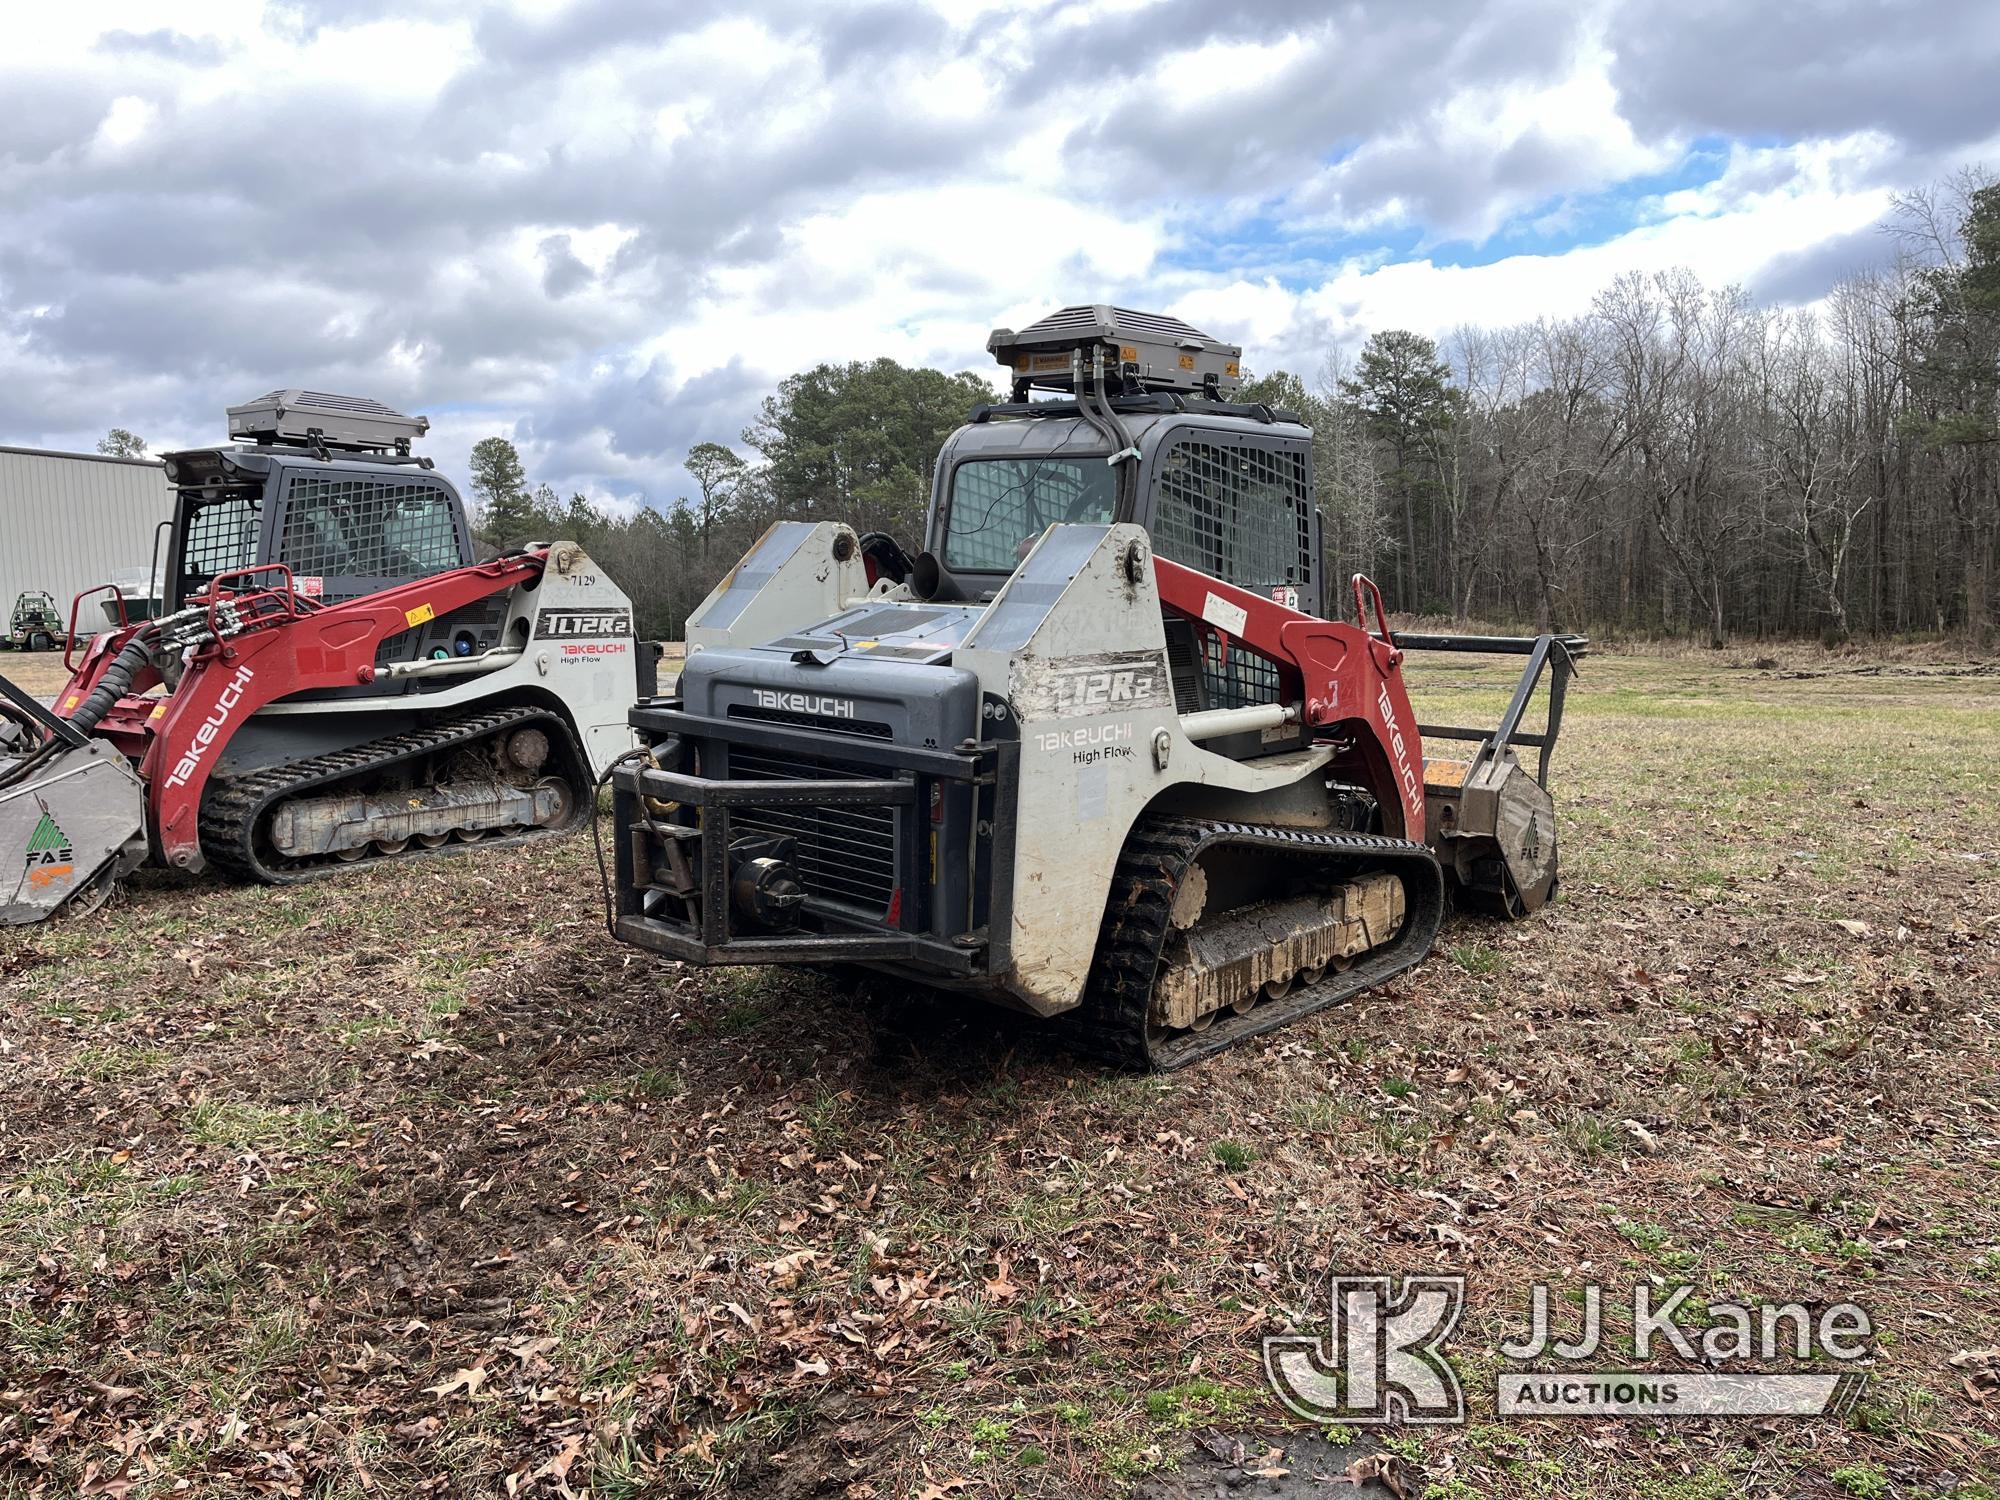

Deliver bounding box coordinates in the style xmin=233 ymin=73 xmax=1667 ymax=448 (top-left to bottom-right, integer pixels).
xmin=987 ymin=305 xmax=1242 ymax=398
xmin=226 ymin=391 xmax=431 ymax=454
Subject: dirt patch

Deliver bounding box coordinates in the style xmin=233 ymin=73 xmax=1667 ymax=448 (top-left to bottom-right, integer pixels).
xmin=1135 ymin=1432 xmax=1410 ymax=1498
xmin=1770 ymin=661 xmax=2000 ymax=680
xmin=0 ymin=652 xmax=76 ymax=698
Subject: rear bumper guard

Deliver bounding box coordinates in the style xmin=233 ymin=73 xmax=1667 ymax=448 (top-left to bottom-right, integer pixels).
xmin=611 ymin=704 xmax=1014 ymax=972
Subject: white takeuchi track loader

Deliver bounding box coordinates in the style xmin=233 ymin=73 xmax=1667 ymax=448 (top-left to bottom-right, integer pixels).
xmin=607 ymin=307 xmax=1582 ymax=1069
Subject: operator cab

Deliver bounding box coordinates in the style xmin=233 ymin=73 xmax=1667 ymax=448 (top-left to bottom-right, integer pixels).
xmin=156 ymin=392 xmax=498 ymax=676
xmin=923 ymin=307 xmax=1320 ymax=611
xmin=921 ymin=306 xmax=1321 ymax=722
xmin=159 ymin=391 xmax=475 ymax=612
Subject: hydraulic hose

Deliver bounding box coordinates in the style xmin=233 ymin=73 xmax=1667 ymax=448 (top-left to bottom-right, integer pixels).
xmin=1079 ymin=375 xmax=1141 ymax=523
xmin=0 ymin=738 xmax=61 ymax=792
xmin=67 ymin=632 xmax=157 ymax=736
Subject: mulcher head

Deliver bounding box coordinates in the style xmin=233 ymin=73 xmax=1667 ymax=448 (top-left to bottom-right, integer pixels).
xmin=0 ymin=735 xmax=148 ymax=926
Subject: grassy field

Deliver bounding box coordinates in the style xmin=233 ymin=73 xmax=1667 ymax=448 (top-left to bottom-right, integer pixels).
xmin=3 ymin=649 xmax=1997 ymax=1498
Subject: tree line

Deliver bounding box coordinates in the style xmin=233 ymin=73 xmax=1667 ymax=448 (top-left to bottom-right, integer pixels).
xmin=472 ymin=170 xmax=1998 ymax=649
xmin=467 ymin=361 xmax=990 ymax=641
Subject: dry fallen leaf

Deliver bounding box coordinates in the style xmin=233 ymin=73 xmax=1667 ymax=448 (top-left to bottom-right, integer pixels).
xmin=1345 ymin=1452 xmax=1412 ymax=1499
xmin=537 ymin=1432 xmax=587 ymax=1483
xmin=762 ymin=1248 xmax=820 ymax=1287
xmin=1246 ymin=1444 xmax=1289 ymax=1478
xmin=983 ymin=1256 xmax=1020 ymax=1300
xmin=677 ymin=1429 xmax=719 ymax=1463
xmin=1622 ymin=1118 xmax=1662 ymax=1154
xmin=78 ymin=1459 xmax=137 ymax=1499
xmin=426 ymin=1364 xmax=490 ymax=1400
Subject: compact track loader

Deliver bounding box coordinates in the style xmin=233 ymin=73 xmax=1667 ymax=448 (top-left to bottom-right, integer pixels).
xmin=2 ymin=392 xmax=643 ymax=925
xmin=607 ymin=307 xmax=1579 ymax=1069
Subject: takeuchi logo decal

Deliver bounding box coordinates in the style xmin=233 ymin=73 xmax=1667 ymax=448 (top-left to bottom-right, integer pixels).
xmin=23 ymin=811 xmax=75 ymax=890
xmin=164 ymin=664 xmax=256 ymax=790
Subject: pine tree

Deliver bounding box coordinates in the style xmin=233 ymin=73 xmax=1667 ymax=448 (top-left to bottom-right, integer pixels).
xmin=1339 ymin=332 xmax=1457 ymax=610
xmin=686 ymin=442 xmax=746 ymax=558
xmin=468 ymin=437 xmax=541 ymax=545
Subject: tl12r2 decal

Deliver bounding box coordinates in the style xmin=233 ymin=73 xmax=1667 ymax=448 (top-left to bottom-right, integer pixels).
xmin=535 ymin=608 xmax=634 ymax=639
xmin=1016 ymin=651 xmax=1166 ymax=719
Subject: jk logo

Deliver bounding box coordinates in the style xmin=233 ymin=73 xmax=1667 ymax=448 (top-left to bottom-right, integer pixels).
xmin=1264 ymin=1274 xmax=1466 ymax=1425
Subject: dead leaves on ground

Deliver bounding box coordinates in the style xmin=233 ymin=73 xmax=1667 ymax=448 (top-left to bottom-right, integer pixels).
xmin=6 ymin=657 xmax=2000 ymax=1497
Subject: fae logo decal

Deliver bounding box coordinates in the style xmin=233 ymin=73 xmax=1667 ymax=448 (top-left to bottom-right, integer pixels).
xmin=22 ymin=812 xmax=75 ymax=890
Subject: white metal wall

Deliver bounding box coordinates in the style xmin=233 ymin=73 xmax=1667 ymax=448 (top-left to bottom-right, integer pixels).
xmin=0 ymin=446 xmax=172 ymax=633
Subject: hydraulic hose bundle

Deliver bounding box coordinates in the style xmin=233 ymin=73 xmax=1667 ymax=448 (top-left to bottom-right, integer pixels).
xmin=0 ymin=624 xmax=158 ymax=792
xmin=67 ymin=628 xmax=159 ymax=736
xmin=1073 ymin=348 xmax=1142 ymax=523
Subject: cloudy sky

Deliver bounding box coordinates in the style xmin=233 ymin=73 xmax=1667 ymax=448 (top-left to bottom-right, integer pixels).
xmin=3 ymin=0 xmax=1996 ymax=510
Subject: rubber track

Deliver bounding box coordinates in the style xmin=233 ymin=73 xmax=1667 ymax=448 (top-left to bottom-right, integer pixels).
xmin=1059 ymin=816 xmax=1447 ymax=1071
xmin=200 ymin=705 xmax=587 ymax=885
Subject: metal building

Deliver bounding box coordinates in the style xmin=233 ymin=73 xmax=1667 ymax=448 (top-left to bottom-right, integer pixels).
xmin=0 ymin=445 xmax=172 ymax=635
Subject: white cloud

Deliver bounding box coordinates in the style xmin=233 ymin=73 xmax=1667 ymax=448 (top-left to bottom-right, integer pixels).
xmin=92 ymin=95 xmax=158 ymax=152
xmin=1233 ymin=151 xmax=1899 ymax=372
xmin=1 ymin=0 xmax=1991 ymax=510
xmin=1652 ymin=131 xmax=1900 ymax=220
xmin=1283 ymin=44 xmax=1678 ymax=245
xmin=636 ymin=183 xmax=1163 ymax=394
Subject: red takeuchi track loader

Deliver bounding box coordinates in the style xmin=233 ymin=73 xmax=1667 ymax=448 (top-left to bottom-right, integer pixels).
xmin=1 ymin=392 xmax=643 ymax=925
xmin=607 ymin=307 xmax=1580 ymax=1068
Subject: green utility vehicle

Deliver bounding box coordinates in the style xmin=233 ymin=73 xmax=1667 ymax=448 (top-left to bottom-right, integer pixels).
xmin=4 ymin=591 xmax=66 ymax=651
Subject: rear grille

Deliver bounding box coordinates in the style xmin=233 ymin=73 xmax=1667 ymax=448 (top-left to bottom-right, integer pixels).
xmin=726 ymin=705 xmax=892 ymax=739
xmin=724 ymin=745 xmax=898 ymax=916
xmin=1163 ymin=619 xmax=1205 ymax=712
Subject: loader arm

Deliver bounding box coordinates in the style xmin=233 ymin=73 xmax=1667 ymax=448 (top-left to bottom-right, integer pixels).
xmin=1150 ymin=557 xmax=1426 ymax=839
xmin=139 ymin=552 xmax=549 ymax=869
xmin=54 ymin=638 xmax=165 ymax=723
